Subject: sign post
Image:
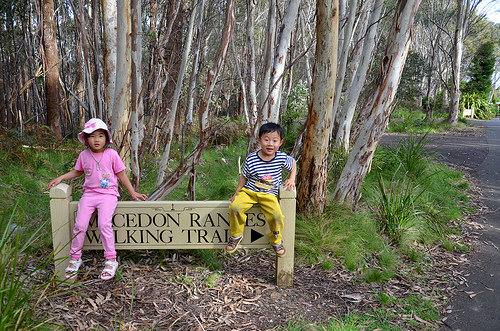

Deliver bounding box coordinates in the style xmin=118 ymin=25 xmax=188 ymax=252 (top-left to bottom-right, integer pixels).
xmin=50 ymin=185 xmax=296 ymax=286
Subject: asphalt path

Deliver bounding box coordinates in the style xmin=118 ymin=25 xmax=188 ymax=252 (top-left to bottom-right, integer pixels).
xmin=381 ymin=118 xmax=500 ymax=331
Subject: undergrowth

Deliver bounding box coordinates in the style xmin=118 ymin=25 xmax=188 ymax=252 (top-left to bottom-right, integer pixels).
xmin=0 ymin=123 xmax=476 ymax=330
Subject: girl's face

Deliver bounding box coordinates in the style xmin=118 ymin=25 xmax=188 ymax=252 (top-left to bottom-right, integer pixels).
xmin=86 ymin=129 xmax=107 ymax=153
xmin=257 ymin=131 xmax=283 ymax=160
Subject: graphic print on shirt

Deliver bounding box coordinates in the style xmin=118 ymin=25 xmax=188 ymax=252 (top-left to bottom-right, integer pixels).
xmin=255 ymin=175 xmax=274 ymax=191
xmin=100 ymin=173 xmax=111 ymax=188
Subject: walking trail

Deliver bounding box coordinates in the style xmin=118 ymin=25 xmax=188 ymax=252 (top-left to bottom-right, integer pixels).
xmin=444 ymin=118 xmax=500 ymax=331
xmin=383 ymin=118 xmax=500 ymax=330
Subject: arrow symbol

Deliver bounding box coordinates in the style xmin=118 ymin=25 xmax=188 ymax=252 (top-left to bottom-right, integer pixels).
xmin=250 ymin=229 xmax=264 ymax=243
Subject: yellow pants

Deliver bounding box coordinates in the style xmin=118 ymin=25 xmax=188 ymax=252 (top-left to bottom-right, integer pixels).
xmin=229 ymin=188 xmax=284 ymax=245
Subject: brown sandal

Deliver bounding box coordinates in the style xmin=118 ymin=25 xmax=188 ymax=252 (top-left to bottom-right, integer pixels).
xmin=272 ymin=242 xmax=286 ymax=258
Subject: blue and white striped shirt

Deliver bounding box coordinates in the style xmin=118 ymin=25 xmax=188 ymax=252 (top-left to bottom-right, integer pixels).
xmin=243 ymin=151 xmax=294 ymax=196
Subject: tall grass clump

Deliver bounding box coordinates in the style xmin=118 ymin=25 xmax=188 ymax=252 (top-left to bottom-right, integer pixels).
xmin=365 ymin=133 xmax=469 ymax=249
xmin=0 ymin=209 xmax=64 ymax=330
xmin=295 ymin=203 xmax=385 ymax=271
xmin=375 ymin=176 xmax=426 ymax=246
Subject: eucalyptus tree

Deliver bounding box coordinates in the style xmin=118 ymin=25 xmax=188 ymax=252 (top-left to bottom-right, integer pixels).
xmin=265 ymin=0 xmax=301 ymax=124
xmin=149 ymin=0 xmax=237 ymax=201
xmin=334 ymin=0 xmax=422 ymax=204
xmin=297 ymin=0 xmax=339 ymax=214
xmin=335 ymin=0 xmax=384 ymax=152
xmin=448 ymin=0 xmax=484 ymax=125
xmin=42 ymin=0 xmax=62 ymax=139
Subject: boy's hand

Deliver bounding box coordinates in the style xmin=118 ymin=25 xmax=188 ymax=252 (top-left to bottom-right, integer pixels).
xmin=229 ymin=193 xmax=237 ymax=202
xmin=283 ymin=179 xmax=296 ymax=190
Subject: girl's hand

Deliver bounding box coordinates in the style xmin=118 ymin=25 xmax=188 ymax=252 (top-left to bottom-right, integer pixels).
xmin=131 ymin=192 xmax=148 ymax=201
xmin=48 ymin=178 xmax=62 ymax=189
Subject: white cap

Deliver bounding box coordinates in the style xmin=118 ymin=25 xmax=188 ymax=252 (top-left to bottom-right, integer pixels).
xmin=78 ymin=118 xmax=113 ymax=146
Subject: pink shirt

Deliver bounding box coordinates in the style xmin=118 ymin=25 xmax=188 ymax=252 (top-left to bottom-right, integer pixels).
xmin=74 ymin=148 xmax=126 ymax=197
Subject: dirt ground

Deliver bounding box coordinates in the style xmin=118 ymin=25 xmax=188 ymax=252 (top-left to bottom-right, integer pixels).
xmin=37 ymin=127 xmax=488 ymax=331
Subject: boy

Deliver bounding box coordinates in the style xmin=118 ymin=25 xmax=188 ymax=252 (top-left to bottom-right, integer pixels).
xmin=226 ymin=122 xmax=296 ymax=258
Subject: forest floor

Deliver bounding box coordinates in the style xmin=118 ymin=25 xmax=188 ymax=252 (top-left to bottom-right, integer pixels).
xmin=36 ymin=125 xmax=488 ymax=331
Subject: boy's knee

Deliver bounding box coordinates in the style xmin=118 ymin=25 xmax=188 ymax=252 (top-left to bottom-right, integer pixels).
xmin=229 ymin=203 xmax=243 ymax=215
xmin=270 ymin=211 xmax=284 ymax=223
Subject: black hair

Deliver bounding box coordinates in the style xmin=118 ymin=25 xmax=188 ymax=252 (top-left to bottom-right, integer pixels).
xmin=258 ymin=122 xmax=284 ymax=139
xmin=86 ymin=129 xmax=110 ymax=144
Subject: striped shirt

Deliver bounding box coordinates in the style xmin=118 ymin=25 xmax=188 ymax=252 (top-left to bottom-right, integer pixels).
xmin=243 ymin=151 xmax=294 ymax=196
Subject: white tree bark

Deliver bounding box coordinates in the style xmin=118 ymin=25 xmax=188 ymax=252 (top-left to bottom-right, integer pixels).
xmin=266 ymin=0 xmax=301 ymax=124
xmin=448 ymin=0 xmax=470 ymax=125
xmin=299 ymin=9 xmax=313 ymax=90
xmin=334 ymin=0 xmax=422 ymax=205
xmin=111 ymin=0 xmax=131 ymax=160
xmin=297 ymin=0 xmax=339 ymax=214
xmin=186 ymin=0 xmax=206 ymax=126
xmin=232 ymin=36 xmax=249 ymax=123
xmin=101 ymin=0 xmax=117 ymax=120
xmin=335 ymin=0 xmax=383 ymax=152
xmin=131 ymin=0 xmax=143 ymax=188
xmin=247 ymin=0 xmax=258 ymax=129
xmin=156 ymin=0 xmax=199 ymax=185
xmin=331 ymin=0 xmax=358 ymax=139
xmin=259 ymin=0 xmax=276 ymax=118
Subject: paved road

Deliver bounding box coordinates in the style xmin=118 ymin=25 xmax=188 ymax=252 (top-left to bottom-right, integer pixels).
xmin=445 ymin=119 xmax=500 ymax=331
xmin=381 ymin=118 xmax=500 ymax=330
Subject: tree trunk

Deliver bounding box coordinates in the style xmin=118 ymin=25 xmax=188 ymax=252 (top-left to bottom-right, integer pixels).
xmin=232 ymin=36 xmax=249 ymax=123
xmin=150 ymin=0 xmax=236 ymax=200
xmin=335 ymin=0 xmax=383 ymax=152
xmin=186 ymin=0 xmax=206 ymax=127
xmin=246 ymin=0 xmax=258 ymax=130
xmin=156 ymin=0 xmax=198 ymax=185
xmin=131 ymin=0 xmax=143 ymax=190
xmin=334 ymin=0 xmax=422 ymax=205
xmin=266 ymin=0 xmax=301 ymax=124
xmin=111 ymin=0 xmax=131 ymax=161
xmin=297 ymin=0 xmax=339 ymax=215
xmin=259 ymin=0 xmax=276 ymax=118
xmin=331 ymin=0 xmax=358 ymax=140
xmin=448 ymin=0 xmax=469 ymax=126
xmin=42 ymin=0 xmax=62 ymax=140
xmin=102 ymin=0 xmax=118 ymax=121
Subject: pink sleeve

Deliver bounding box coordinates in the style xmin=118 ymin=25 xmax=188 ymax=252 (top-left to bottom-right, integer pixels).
xmin=74 ymin=151 xmax=85 ymax=171
xmin=111 ymin=149 xmax=127 ymax=174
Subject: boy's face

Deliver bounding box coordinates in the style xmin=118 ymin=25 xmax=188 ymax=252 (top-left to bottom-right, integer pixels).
xmin=258 ymin=131 xmax=283 ymax=158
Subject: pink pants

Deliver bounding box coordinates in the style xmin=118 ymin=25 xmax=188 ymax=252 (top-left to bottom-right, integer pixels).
xmin=70 ymin=192 xmax=118 ymax=260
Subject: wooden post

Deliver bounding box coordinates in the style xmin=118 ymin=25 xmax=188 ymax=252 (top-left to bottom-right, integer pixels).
xmin=276 ymin=187 xmax=296 ymax=287
xmin=49 ymin=183 xmax=73 ymax=280
xmin=48 ymin=184 xmax=297 ymax=286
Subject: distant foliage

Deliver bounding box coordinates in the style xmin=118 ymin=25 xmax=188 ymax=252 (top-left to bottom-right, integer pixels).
xmin=396 ymin=50 xmax=426 ymax=101
xmin=460 ymin=92 xmax=495 ymax=119
xmin=463 ymin=41 xmax=496 ymax=98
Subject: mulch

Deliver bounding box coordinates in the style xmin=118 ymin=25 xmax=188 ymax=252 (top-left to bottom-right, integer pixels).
xmin=38 ymin=198 xmax=486 ymax=331
xmin=36 ymin=125 xmax=488 ymax=330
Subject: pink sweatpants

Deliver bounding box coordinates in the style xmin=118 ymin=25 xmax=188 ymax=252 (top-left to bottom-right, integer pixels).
xmin=70 ymin=192 xmax=118 ymax=260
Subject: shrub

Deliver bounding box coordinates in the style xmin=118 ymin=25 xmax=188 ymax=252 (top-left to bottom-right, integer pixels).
xmin=0 ymin=209 xmax=63 ymax=330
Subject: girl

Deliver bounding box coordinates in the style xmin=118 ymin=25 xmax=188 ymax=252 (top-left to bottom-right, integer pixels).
xmin=48 ymin=118 xmax=148 ymax=280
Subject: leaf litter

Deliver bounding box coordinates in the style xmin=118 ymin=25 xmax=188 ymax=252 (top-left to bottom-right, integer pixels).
xmin=35 ymin=136 xmax=488 ymax=330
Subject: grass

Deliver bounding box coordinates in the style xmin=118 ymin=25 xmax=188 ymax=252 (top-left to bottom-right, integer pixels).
xmin=388 ymin=106 xmax=470 ymax=133
xmin=0 ymin=120 xmax=477 ymax=330
xmin=0 ymin=208 xmax=66 ymax=330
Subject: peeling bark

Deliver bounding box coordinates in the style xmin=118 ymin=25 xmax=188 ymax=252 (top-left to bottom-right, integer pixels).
xmin=297 ymin=0 xmax=339 ymax=215
xmin=334 ymin=0 xmax=422 ymax=205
